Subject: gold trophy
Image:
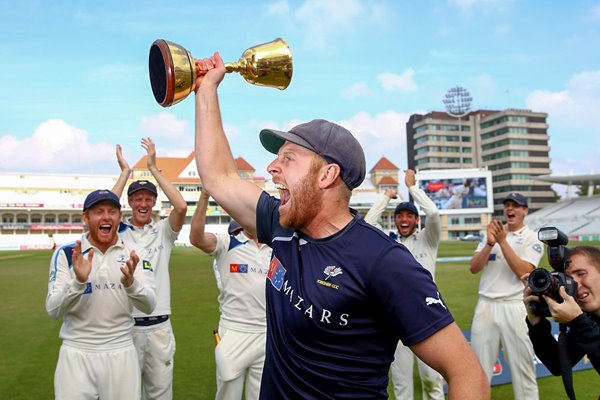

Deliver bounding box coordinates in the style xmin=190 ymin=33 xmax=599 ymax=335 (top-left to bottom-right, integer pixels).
xmin=149 ymin=38 xmax=293 ymax=107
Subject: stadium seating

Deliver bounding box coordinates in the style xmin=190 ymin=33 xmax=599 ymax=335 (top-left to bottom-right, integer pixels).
xmin=52 ymin=233 xmax=82 ymax=246
xmin=526 ymin=195 xmax=600 ymax=240
xmin=175 ymin=224 xmax=228 ymax=247
xmin=0 ymin=234 xmax=54 ymax=250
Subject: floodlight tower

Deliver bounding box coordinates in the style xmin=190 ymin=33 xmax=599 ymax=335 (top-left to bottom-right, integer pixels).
xmin=443 ymin=86 xmax=472 ymax=168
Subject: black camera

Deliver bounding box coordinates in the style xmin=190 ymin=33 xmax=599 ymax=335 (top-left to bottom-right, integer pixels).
xmin=527 ymin=227 xmax=578 ymax=317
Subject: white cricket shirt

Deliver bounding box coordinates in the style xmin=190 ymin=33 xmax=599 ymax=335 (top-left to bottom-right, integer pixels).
xmin=211 ymin=231 xmax=271 ymax=332
xmin=119 ymin=217 xmax=179 ymax=318
xmin=46 ymin=233 xmax=156 ymax=350
xmin=364 ymin=185 xmax=441 ymax=278
xmin=476 ymin=225 xmax=544 ymax=300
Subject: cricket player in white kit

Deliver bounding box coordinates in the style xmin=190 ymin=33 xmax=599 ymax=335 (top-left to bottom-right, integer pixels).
xmin=112 ymin=138 xmax=187 ymax=400
xmin=190 ymin=190 xmax=271 ymax=400
xmin=364 ymin=169 xmax=445 ymax=400
xmin=470 ymin=192 xmax=543 ymax=400
xmin=46 ymin=189 xmax=156 ymax=399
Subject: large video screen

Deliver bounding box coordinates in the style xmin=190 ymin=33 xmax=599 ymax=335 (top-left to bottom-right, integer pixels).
xmin=416 ymin=169 xmax=494 ymax=215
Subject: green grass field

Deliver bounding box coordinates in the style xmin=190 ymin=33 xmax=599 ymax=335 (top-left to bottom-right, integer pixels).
xmin=1 ymin=242 xmax=598 ymax=399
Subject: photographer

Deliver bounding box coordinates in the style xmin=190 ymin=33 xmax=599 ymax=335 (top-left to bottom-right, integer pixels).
xmin=523 ymin=245 xmax=600 ymax=375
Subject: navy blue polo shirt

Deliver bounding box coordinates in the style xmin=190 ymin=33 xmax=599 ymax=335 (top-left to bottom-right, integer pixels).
xmin=256 ymin=192 xmax=453 ymax=399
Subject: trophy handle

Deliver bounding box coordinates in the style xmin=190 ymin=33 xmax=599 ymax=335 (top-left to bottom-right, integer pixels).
xmin=224 ymin=38 xmax=293 ymax=90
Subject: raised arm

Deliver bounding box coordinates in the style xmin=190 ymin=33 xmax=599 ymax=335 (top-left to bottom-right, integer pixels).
xmin=194 ymin=53 xmax=262 ymax=235
xmin=410 ymin=322 xmax=490 ymax=399
xmin=189 ymin=190 xmax=218 ymax=253
xmin=142 ymin=137 xmax=187 ymax=232
xmin=407 ymin=170 xmax=440 ymax=245
xmin=363 ymin=188 xmax=397 ymax=229
xmin=111 ymin=144 xmax=131 ymax=198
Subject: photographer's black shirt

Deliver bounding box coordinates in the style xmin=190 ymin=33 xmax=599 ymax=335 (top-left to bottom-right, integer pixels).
xmin=527 ymin=312 xmax=600 ymax=374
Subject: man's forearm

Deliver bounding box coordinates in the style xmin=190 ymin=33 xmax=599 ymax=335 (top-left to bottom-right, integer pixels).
xmin=498 ymin=240 xmax=535 ymax=278
xmin=470 ymin=246 xmax=492 ymax=274
xmin=363 ymin=194 xmax=390 ymax=227
xmin=409 ymin=185 xmax=438 ymax=218
xmin=194 ymin=85 xmax=239 ymax=195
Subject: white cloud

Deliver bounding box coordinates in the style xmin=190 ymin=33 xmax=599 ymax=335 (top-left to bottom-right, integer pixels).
xmin=377 ymin=70 xmax=418 ymax=93
xmin=0 ymin=119 xmax=115 ymax=174
xmin=265 ymin=0 xmax=291 ymax=16
xmin=295 ymin=0 xmax=363 ymax=51
xmin=526 ymin=70 xmax=600 ymax=174
xmin=339 ymin=110 xmax=413 ymax=173
xmin=267 ymin=0 xmax=389 ymax=52
xmin=527 ymin=70 xmax=600 ymax=127
xmin=139 ymin=112 xmax=189 ymax=140
xmin=341 ymin=82 xmax=372 ymax=99
xmin=135 ymin=112 xmax=194 ymax=158
xmin=587 ymin=4 xmax=600 ymax=20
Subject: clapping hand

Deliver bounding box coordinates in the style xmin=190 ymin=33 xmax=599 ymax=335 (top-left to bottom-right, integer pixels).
xmin=72 ymin=240 xmax=93 ymax=284
xmin=120 ymin=250 xmax=139 ymax=288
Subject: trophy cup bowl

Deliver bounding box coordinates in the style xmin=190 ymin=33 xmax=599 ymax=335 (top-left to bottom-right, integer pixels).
xmin=149 ymin=38 xmax=293 ymax=107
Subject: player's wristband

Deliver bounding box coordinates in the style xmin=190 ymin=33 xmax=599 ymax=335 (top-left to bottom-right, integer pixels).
xmin=487 ymin=242 xmax=494 ymax=247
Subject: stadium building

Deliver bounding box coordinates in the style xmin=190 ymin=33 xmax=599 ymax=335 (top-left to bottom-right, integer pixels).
xmin=403 ymin=108 xmax=554 ymax=239
xmin=0 ymin=154 xmax=403 ymax=250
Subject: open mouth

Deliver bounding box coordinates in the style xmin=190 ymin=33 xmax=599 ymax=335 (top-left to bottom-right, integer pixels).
xmin=99 ymin=224 xmax=112 ymax=235
xmin=399 ymin=223 xmax=411 ymax=235
xmin=275 ymin=182 xmax=290 ymax=207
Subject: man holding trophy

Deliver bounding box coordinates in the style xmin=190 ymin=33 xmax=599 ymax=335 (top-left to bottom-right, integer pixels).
xmin=148 ymin=38 xmax=488 ymax=399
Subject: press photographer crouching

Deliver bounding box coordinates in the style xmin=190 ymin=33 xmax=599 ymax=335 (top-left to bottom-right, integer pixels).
xmin=523 ymin=227 xmax=600 ymax=385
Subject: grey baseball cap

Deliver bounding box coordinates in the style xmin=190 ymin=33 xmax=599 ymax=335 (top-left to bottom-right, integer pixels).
xmin=259 ymin=119 xmax=366 ymax=190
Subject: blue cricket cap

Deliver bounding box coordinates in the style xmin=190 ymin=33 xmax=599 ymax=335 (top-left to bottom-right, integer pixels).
xmin=503 ymin=192 xmax=528 ymax=207
xmin=83 ymin=190 xmax=121 ymax=211
xmin=394 ymin=202 xmax=418 ymax=216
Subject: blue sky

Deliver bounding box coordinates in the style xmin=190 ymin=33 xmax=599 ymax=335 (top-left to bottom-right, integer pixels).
xmin=1 ymin=0 xmax=599 ymax=183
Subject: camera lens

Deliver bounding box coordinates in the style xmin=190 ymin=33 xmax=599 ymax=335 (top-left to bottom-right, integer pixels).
xmin=528 ymin=269 xmax=552 ymax=293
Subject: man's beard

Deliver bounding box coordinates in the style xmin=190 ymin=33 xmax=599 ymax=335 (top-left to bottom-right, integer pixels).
xmin=280 ymin=165 xmax=323 ymax=230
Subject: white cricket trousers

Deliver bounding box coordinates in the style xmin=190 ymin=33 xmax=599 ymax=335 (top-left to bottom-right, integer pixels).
xmin=54 ymin=343 xmax=140 ymax=399
xmin=133 ymin=319 xmax=176 ymax=400
xmin=470 ymin=297 xmax=539 ymax=400
xmin=390 ymin=340 xmax=445 ymax=400
xmin=215 ymin=326 xmax=266 ymax=400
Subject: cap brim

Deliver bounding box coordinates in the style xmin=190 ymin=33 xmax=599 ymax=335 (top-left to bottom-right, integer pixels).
xmin=84 ymin=199 xmax=121 ymax=211
xmin=503 ymin=199 xmax=527 ymax=207
xmin=259 ymin=128 xmax=314 ymax=154
xmin=128 ymin=188 xmax=157 ymax=196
